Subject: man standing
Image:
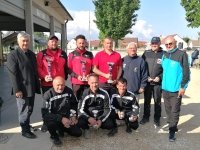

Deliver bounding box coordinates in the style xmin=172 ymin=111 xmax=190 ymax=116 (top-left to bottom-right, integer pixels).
xmin=162 ymin=36 xmax=190 ymax=142
xmin=122 ymin=42 xmax=147 ymax=102
xmin=109 ymin=78 xmax=139 ymax=136
xmin=77 ymin=73 xmax=113 ymax=138
xmin=140 ymin=37 xmax=164 ymax=126
xmin=191 ymin=48 xmax=199 ymax=67
xmin=42 ymin=76 xmax=82 ymax=147
xmin=37 ymin=35 xmax=68 ymax=132
xmin=93 ymin=36 xmax=122 ymax=96
xmin=68 ymin=34 xmax=93 ymax=101
xmin=7 ymin=32 xmax=41 ymax=139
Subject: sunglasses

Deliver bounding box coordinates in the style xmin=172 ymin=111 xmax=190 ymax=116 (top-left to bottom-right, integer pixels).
xmin=165 ymin=42 xmax=173 ymax=46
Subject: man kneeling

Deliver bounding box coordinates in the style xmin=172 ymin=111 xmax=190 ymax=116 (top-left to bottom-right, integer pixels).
xmin=109 ymin=78 xmax=139 ymax=136
xmin=41 ymin=76 xmax=82 ymax=147
xmin=77 ymin=73 xmax=113 ymax=138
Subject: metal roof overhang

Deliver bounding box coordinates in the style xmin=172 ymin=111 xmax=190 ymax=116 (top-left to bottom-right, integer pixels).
xmin=0 ymin=0 xmax=73 ymax=31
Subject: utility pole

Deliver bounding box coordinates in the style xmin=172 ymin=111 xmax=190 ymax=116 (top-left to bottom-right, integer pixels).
xmin=88 ymin=0 xmax=91 ymax=51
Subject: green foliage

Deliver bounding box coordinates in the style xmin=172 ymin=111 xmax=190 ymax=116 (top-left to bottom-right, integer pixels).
xmin=182 ymin=36 xmax=190 ymax=43
xmin=93 ymin=0 xmax=140 ymax=46
xmin=181 ymin=0 xmax=200 ymax=28
xmin=34 ymin=32 xmax=48 ymax=39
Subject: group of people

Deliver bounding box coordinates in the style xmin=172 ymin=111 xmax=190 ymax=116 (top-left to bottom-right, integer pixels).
xmin=7 ymin=32 xmax=190 ymax=147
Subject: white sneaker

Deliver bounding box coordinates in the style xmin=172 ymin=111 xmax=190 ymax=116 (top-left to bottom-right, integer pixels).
xmin=84 ymin=129 xmax=91 ymax=139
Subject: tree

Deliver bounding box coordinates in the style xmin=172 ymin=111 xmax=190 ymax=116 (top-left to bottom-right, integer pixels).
xmin=181 ymin=0 xmax=200 ymax=28
xmin=93 ymin=0 xmax=140 ymax=47
xmin=182 ymin=36 xmax=190 ymax=44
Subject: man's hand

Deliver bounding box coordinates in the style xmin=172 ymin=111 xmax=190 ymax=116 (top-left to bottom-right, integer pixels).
xmin=130 ymin=116 xmax=138 ymax=122
xmin=118 ymin=111 xmax=123 ymax=119
xmin=178 ymin=88 xmax=185 ymax=97
xmin=44 ymin=75 xmax=51 ymax=82
xmin=77 ymin=76 xmax=82 ymax=81
xmin=153 ymin=77 xmax=160 ymax=82
xmin=16 ymin=91 xmax=23 ymax=98
xmin=61 ymin=117 xmax=72 ymax=128
xmin=70 ymin=116 xmax=77 ymax=125
xmin=139 ymin=88 xmax=145 ymax=93
xmin=112 ymin=80 xmax=117 ymax=85
xmin=147 ymin=76 xmax=153 ymax=82
xmin=96 ymin=120 xmax=102 ymax=129
xmin=88 ymin=117 xmax=97 ymax=125
xmin=104 ymin=73 xmax=112 ymax=79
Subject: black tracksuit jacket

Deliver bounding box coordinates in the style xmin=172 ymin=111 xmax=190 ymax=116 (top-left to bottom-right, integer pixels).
xmin=111 ymin=90 xmax=140 ymax=117
xmin=78 ymin=88 xmax=111 ymax=122
xmin=41 ymin=86 xmax=78 ymax=122
xmin=142 ymin=48 xmax=165 ymax=85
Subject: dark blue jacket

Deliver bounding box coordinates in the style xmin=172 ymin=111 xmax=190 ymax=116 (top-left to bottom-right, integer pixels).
xmin=122 ymin=55 xmax=148 ymax=94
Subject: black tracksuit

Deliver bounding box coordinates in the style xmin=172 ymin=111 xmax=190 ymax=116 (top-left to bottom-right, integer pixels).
xmin=77 ymin=88 xmax=113 ymax=130
xmin=41 ymin=86 xmax=82 ymax=137
xmin=142 ymin=48 xmax=165 ymax=120
xmin=110 ymin=90 xmax=139 ymax=130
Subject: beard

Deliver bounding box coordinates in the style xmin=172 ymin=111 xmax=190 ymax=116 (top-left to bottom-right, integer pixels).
xmin=50 ymin=47 xmax=58 ymax=51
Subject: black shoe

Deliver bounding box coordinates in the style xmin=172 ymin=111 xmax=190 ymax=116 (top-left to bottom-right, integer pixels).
xmin=108 ymin=127 xmax=118 ymax=137
xmin=169 ymin=131 xmax=176 ymax=142
xmin=50 ymin=136 xmax=62 ymax=147
xmin=154 ymin=119 xmax=160 ymax=127
xmin=126 ymin=126 xmax=132 ymax=134
xmin=41 ymin=123 xmax=48 ymax=132
xmin=22 ymin=132 xmax=37 ymax=139
xmin=57 ymin=130 xmax=64 ymax=138
xmin=140 ymin=118 xmax=149 ymax=125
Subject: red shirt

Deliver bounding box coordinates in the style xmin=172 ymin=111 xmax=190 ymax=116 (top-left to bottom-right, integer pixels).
xmin=68 ymin=48 xmax=93 ymax=85
xmin=93 ymin=50 xmax=122 ymax=83
xmin=37 ymin=48 xmax=67 ymax=86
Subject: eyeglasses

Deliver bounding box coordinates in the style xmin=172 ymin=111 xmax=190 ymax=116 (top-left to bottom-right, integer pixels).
xmin=165 ymin=42 xmax=173 ymax=46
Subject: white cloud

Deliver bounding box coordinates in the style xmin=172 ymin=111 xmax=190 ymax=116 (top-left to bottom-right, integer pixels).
xmin=126 ymin=20 xmax=153 ymax=39
xmin=67 ymin=10 xmax=99 ymax=40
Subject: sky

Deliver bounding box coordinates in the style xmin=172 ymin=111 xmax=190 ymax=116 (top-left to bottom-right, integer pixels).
xmin=60 ymin=0 xmax=200 ymax=42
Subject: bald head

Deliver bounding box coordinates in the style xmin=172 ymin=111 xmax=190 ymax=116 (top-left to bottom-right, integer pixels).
xmin=165 ymin=36 xmax=177 ymax=51
xmin=53 ymin=76 xmax=65 ymax=93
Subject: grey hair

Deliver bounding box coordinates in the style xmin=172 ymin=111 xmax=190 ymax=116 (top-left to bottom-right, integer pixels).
xmin=126 ymin=42 xmax=137 ymax=49
xmin=17 ymin=32 xmax=30 ymax=41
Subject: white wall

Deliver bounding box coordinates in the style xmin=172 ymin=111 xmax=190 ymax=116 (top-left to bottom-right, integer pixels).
xmin=67 ymin=39 xmax=76 ymax=49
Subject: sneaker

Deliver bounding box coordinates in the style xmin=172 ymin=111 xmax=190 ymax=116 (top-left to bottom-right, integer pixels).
xmin=50 ymin=136 xmax=62 ymax=147
xmin=154 ymin=119 xmax=160 ymax=127
xmin=169 ymin=131 xmax=176 ymax=142
xmin=162 ymin=124 xmax=169 ymax=131
xmin=97 ymin=128 xmax=104 ymax=137
xmin=84 ymin=129 xmax=91 ymax=139
xmin=139 ymin=118 xmax=149 ymax=125
xmin=126 ymin=126 xmax=132 ymax=134
xmin=108 ymin=127 xmax=118 ymax=137
xmin=41 ymin=123 xmax=48 ymax=132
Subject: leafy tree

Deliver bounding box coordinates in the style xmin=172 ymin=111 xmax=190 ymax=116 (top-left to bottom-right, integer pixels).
xmin=182 ymin=36 xmax=190 ymax=44
xmin=34 ymin=32 xmax=47 ymax=39
xmin=181 ymin=0 xmax=200 ymax=28
xmin=93 ymin=0 xmax=140 ymax=47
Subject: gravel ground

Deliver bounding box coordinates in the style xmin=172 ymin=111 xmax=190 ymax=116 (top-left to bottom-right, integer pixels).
xmin=52 ymin=68 xmax=200 ymax=150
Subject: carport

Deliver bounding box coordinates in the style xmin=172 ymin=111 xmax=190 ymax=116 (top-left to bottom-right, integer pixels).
xmin=0 ymin=0 xmax=73 ymax=65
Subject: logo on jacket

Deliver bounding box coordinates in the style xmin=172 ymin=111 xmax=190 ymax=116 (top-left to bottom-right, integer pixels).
xmin=134 ymin=67 xmax=138 ymax=72
xmin=170 ymin=61 xmax=176 ymax=67
xmin=123 ymin=64 xmax=126 ymax=68
xmin=157 ymin=59 xmax=162 ymax=64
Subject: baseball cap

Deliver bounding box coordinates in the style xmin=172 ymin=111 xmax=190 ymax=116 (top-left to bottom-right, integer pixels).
xmin=151 ymin=37 xmax=160 ymax=43
xmin=48 ymin=35 xmax=58 ymax=41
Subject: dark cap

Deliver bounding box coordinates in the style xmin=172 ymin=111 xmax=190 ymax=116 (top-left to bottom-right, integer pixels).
xmin=48 ymin=35 xmax=58 ymax=41
xmin=151 ymin=37 xmax=160 ymax=43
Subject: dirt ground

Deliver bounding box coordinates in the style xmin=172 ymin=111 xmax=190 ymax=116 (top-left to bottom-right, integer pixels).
xmin=52 ymin=67 xmax=200 ymax=150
